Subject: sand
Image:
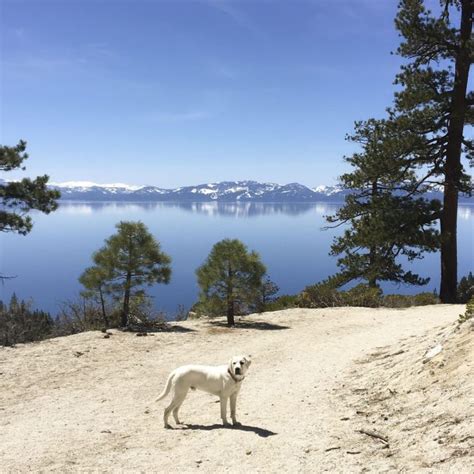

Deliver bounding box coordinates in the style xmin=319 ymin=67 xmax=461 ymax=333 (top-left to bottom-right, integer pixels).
xmin=0 ymin=305 xmax=472 ymax=473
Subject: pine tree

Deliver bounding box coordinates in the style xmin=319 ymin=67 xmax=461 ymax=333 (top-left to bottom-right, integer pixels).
xmin=457 ymin=271 xmax=474 ymax=303
xmin=0 ymin=140 xmax=60 ymax=235
xmin=328 ymin=119 xmax=440 ymax=287
xmin=196 ymin=239 xmax=266 ymax=326
xmin=388 ymin=0 xmax=473 ymax=301
xmin=258 ymin=277 xmax=280 ymax=312
xmin=83 ymin=221 xmax=172 ymax=327
xmin=79 ymin=266 xmax=112 ymax=328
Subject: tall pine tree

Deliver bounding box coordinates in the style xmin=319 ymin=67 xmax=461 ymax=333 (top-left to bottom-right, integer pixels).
xmin=328 ymin=119 xmax=440 ymax=288
xmin=389 ymin=0 xmax=473 ymax=301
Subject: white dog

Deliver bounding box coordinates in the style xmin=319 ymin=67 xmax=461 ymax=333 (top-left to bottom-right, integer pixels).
xmin=155 ymin=355 xmax=252 ymax=428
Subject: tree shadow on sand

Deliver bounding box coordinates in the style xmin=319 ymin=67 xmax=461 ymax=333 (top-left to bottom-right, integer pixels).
xmin=207 ymin=320 xmax=290 ymax=331
xmin=123 ymin=324 xmax=195 ymax=333
xmin=178 ymin=423 xmax=277 ymax=438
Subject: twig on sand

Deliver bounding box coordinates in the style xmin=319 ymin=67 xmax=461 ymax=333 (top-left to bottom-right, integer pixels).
xmin=324 ymin=446 xmax=341 ymax=452
xmin=356 ymin=429 xmax=389 ymax=445
xmin=347 ymin=450 xmax=361 ymax=455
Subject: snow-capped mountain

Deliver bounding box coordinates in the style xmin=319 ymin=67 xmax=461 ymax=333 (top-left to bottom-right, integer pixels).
xmin=22 ymin=179 xmax=472 ymax=202
xmin=49 ymin=180 xmax=348 ymax=202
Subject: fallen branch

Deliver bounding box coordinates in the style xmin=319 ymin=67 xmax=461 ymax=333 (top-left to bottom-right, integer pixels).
xmin=324 ymin=446 xmax=341 ymax=452
xmin=356 ymin=429 xmax=389 ymax=445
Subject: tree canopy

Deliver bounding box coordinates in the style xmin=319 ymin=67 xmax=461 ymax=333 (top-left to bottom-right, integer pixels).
xmin=196 ymin=239 xmax=266 ymax=326
xmin=80 ymin=221 xmax=172 ymax=327
xmin=329 ymin=0 xmax=472 ymax=301
xmin=328 ymin=119 xmax=440 ymax=288
xmin=0 ymin=140 xmax=60 ymax=236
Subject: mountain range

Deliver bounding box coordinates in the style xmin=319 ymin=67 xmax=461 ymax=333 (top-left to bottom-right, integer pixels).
xmin=46 ymin=180 xmax=472 ymax=203
xmin=0 ymin=179 xmax=471 ymax=202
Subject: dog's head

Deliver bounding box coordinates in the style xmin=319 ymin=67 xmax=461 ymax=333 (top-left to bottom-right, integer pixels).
xmin=228 ymin=355 xmax=252 ymax=380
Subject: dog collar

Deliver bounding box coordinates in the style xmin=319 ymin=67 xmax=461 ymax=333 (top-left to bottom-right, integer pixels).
xmin=227 ymin=368 xmax=244 ymax=383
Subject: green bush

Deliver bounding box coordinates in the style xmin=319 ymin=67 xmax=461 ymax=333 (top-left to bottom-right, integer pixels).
xmin=458 ymin=297 xmax=474 ymax=323
xmin=264 ymin=294 xmax=298 ymax=311
xmin=342 ymin=284 xmax=382 ymax=307
xmin=382 ymin=294 xmax=413 ymax=308
xmin=298 ymin=275 xmax=440 ymax=309
xmin=298 ymin=280 xmax=343 ymax=308
xmin=383 ymin=292 xmax=439 ymax=308
xmin=0 ymin=295 xmax=54 ymax=346
xmin=457 ymin=272 xmax=474 ymax=303
xmin=297 ymin=279 xmax=381 ymax=308
xmin=411 ymin=292 xmax=439 ymax=306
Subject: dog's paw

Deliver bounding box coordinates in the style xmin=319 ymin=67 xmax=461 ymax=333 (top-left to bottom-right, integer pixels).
xmin=164 ymin=424 xmax=172 ymax=429
xmin=232 ymin=421 xmax=241 ymax=427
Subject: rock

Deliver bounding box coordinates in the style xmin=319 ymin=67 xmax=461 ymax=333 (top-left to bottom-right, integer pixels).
xmin=423 ymin=344 xmax=442 ymax=363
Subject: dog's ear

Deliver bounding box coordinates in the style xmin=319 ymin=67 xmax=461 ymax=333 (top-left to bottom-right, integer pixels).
xmin=228 ymin=358 xmax=234 ymax=370
xmin=245 ymin=355 xmax=252 ymax=366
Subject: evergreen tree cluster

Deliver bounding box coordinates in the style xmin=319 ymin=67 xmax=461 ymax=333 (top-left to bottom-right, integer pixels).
xmin=0 ymin=294 xmax=54 ymax=346
xmin=79 ymin=225 xmax=277 ymax=328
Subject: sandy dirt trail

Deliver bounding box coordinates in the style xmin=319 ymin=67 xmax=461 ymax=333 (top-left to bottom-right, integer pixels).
xmin=0 ymin=305 xmax=469 ymax=472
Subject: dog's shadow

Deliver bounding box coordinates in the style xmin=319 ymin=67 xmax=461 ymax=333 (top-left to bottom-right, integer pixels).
xmin=178 ymin=423 xmax=277 ymax=438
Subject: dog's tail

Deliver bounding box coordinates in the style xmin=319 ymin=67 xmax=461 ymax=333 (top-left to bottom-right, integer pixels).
xmin=155 ymin=372 xmax=175 ymax=402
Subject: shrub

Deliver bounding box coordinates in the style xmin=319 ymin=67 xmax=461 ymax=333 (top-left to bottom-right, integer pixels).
xmin=381 ymin=294 xmax=413 ymax=308
xmin=0 ymin=295 xmax=54 ymax=346
xmin=458 ymin=297 xmax=474 ymax=324
xmin=457 ymin=272 xmax=474 ymax=303
xmin=411 ymin=292 xmax=439 ymax=306
xmin=383 ymin=292 xmax=439 ymax=308
xmin=342 ymin=284 xmax=382 ymax=307
xmin=298 ymin=282 xmax=342 ymax=308
xmin=298 ymin=279 xmax=382 ymax=308
xmin=264 ymin=294 xmax=298 ymax=311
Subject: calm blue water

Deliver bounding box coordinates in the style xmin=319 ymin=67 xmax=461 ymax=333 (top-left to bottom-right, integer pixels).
xmin=1 ymin=201 xmax=473 ymax=318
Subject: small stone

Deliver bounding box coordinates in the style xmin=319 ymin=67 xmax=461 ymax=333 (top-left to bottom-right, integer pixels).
xmin=246 ymin=450 xmax=252 ymax=455
xmin=196 ymin=460 xmax=202 ymax=464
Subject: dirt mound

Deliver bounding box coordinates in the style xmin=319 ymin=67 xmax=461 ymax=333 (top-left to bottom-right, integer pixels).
xmin=335 ymin=319 xmax=473 ymax=472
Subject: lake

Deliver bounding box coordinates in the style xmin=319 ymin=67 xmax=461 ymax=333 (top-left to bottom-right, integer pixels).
xmin=1 ymin=201 xmax=473 ymax=318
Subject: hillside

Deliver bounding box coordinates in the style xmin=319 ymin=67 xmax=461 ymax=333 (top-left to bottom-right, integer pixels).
xmin=0 ymin=305 xmax=472 ymax=472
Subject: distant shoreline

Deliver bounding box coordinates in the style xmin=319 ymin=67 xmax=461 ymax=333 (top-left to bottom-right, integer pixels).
xmin=57 ymin=199 xmax=474 ymax=204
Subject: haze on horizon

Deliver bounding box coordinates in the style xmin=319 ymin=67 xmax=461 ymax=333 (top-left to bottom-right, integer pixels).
xmin=2 ymin=0 xmax=409 ymax=188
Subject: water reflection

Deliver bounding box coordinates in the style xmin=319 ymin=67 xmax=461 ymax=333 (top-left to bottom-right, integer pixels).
xmin=59 ymin=200 xmax=340 ymax=217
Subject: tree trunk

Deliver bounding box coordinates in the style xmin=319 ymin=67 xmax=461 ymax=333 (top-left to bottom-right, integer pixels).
xmin=99 ymin=287 xmax=109 ymax=328
xmin=226 ymin=261 xmax=235 ymax=326
xmin=227 ymin=299 xmax=235 ymax=327
xmin=122 ymin=272 xmax=131 ymax=327
xmin=368 ymin=180 xmax=378 ymax=288
xmin=440 ymin=0 xmax=472 ymax=303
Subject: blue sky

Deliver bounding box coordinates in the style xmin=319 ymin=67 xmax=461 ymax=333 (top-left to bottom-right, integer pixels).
xmin=2 ymin=0 xmax=406 ymax=188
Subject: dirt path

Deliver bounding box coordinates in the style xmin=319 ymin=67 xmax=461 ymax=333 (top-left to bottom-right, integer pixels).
xmin=0 ymin=305 xmax=467 ymax=472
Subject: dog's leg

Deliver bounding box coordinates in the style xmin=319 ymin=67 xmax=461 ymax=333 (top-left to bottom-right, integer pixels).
xmin=164 ymin=399 xmax=175 ymax=429
xmin=220 ymin=396 xmax=230 ymax=426
xmin=230 ymin=393 xmax=240 ymax=426
xmin=172 ymin=390 xmax=188 ymax=425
